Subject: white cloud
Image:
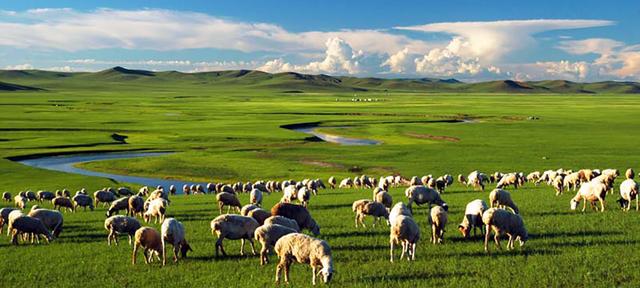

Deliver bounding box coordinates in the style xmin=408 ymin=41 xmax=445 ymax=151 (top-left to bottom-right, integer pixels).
xmin=381 ymin=48 xmax=412 ymax=73
xmin=557 ymin=38 xmax=623 ymax=55
xmin=4 ymin=63 xmax=34 ymax=70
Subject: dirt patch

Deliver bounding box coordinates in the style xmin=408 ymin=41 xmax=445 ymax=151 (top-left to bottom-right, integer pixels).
xmin=300 ymin=160 xmax=345 ymax=169
xmin=405 ymin=133 xmax=460 ymax=142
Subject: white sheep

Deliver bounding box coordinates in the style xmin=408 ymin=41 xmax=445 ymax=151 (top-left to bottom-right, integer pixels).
xmin=241 ymin=204 xmax=259 ymax=216
xmin=389 ymin=202 xmax=412 ymax=225
xmin=405 ymin=185 xmax=447 ymax=213
xmin=104 ymin=215 xmax=142 ymax=245
xmin=429 ymin=205 xmax=447 ymax=244
xmin=274 ymin=233 xmax=333 ymax=285
xmin=458 ymin=199 xmax=488 ymax=239
xmin=482 ymin=208 xmax=528 ymax=252
xmin=143 ymin=198 xmax=167 ymax=223
xmin=618 ymin=179 xmax=639 ymax=211
xmin=375 ymin=190 xmax=393 ymax=210
xmin=297 ymin=187 xmax=311 ymax=208
xmin=339 ymin=178 xmax=353 ymax=188
xmin=14 ymin=194 xmax=26 ymax=209
xmin=389 ymin=215 xmax=420 ymax=262
xmin=263 ymin=216 xmax=300 ymax=232
xmin=254 ymin=224 xmax=298 ymax=265
xmin=250 ymin=188 xmax=263 ymax=207
xmin=570 ymin=180 xmax=607 ymax=212
xmin=9 ymin=215 xmax=53 ymax=245
xmin=161 ymin=218 xmax=192 ymax=265
xmin=216 ymin=192 xmax=241 ymax=214
xmin=489 ymin=189 xmax=519 ymax=214
xmin=210 ymin=214 xmax=259 ymax=257
xmin=281 ymin=185 xmax=298 ymax=203
xmin=354 ymin=201 xmax=389 ymax=228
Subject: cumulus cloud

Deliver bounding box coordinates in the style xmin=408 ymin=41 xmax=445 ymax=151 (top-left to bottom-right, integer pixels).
xmin=381 ymin=48 xmax=411 ymax=73
xmin=4 ymin=63 xmax=34 ymax=70
xmin=557 ymin=38 xmax=623 ymax=55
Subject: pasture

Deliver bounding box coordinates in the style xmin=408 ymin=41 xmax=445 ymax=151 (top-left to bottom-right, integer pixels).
xmin=1 ymin=73 xmax=640 ymax=287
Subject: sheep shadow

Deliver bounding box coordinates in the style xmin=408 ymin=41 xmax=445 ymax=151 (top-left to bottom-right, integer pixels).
xmin=542 ymin=239 xmax=638 ymax=248
xmin=450 ymin=247 xmax=561 ymax=257
xmin=333 ymin=244 xmax=388 ymax=251
xmin=361 ymin=271 xmax=474 ymax=282
xmin=61 ymin=232 xmax=106 ymax=243
xmin=525 ymin=211 xmax=575 ymax=217
xmin=530 ymin=230 xmax=619 ymax=239
xmin=190 ymin=254 xmax=256 ymax=262
xmin=312 ymin=203 xmax=353 ymax=210
xmin=324 ymin=230 xmax=387 ymax=238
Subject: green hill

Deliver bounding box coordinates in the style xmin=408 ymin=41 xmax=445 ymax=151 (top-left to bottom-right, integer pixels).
xmin=0 ymin=81 xmax=41 ymax=91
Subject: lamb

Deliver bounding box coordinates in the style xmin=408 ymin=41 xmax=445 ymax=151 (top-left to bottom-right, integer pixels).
xmin=106 ymin=196 xmax=131 ymax=217
xmin=617 ymin=179 xmax=639 ymax=211
xmin=429 ymin=205 xmax=447 ymax=244
xmin=104 ymin=215 xmax=141 ymax=245
xmin=128 ymin=195 xmax=145 ymax=217
xmin=389 ymin=215 xmax=420 ymax=262
xmin=144 ymin=198 xmax=167 ymax=223
xmin=352 ymin=199 xmax=372 ymax=217
xmin=254 ymin=224 xmax=298 ymax=265
xmin=626 ymin=168 xmax=635 ymax=180
xmin=10 ymin=215 xmax=53 ymax=245
xmin=28 ymin=207 xmax=63 ymax=238
xmin=37 ymin=191 xmax=55 ymax=202
xmin=274 ymin=233 xmax=334 ymax=285
xmin=389 ymin=202 xmax=413 ymax=225
xmin=0 ymin=207 xmax=18 ymax=234
xmin=248 ymin=208 xmax=271 ymax=225
xmin=216 ymin=192 xmax=241 ymax=214
xmin=14 ymin=194 xmax=27 ymax=209
xmin=241 ymin=204 xmax=259 ymax=216
xmin=410 ymin=176 xmax=421 ymax=186
xmin=210 ymin=214 xmax=259 ymax=257
xmin=339 ymin=178 xmax=353 ymax=188
xmin=52 ymin=196 xmax=74 ymax=212
xmin=271 ymin=203 xmax=320 ymax=236
xmin=328 ymin=176 xmax=336 ymax=189
xmin=281 ymin=185 xmax=298 ymax=203
xmin=405 ymin=185 xmax=448 ymax=213
xmin=72 ymin=194 xmax=94 ymax=211
xmin=354 ymin=201 xmax=389 ymax=228
xmin=571 ymin=180 xmax=608 ymax=212
xmin=489 ymin=189 xmax=519 ymax=214
xmin=132 ymin=227 xmax=163 ymax=265
xmin=375 ymin=190 xmax=393 ymax=210
xmin=482 ymin=208 xmax=528 ymax=252
xmin=160 ymin=218 xmax=192 ymax=265
xmin=458 ymin=199 xmax=489 ymax=239
xmin=297 ymin=187 xmax=311 ymax=208
xmin=526 ymin=171 xmax=541 ymax=185
xmin=552 ymin=175 xmax=564 ymax=196
xmin=94 ymin=190 xmax=117 ymax=207
xmin=264 ymin=216 xmax=300 ymax=232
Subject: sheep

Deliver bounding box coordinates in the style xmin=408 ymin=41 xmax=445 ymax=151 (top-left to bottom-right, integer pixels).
xmin=482 ymin=208 xmax=528 ymax=252
xmin=389 ymin=215 xmax=420 ymax=262
xmin=7 ymin=209 xmax=24 ymax=236
xmin=37 ymin=191 xmax=55 ymax=202
xmin=442 ymin=174 xmax=454 ymax=187
xmin=489 ymin=189 xmax=519 ymax=214
xmin=458 ymin=174 xmax=467 ymax=185
xmin=389 ymin=202 xmax=412 ymax=225
xmin=297 ymin=187 xmax=311 ymax=208
xmin=2 ymin=192 xmax=11 ymax=202
xmin=526 ymin=171 xmax=541 ymax=185
xmin=0 ymin=207 xmax=18 ymax=234
xmin=466 ymin=171 xmax=487 ymax=191
xmin=94 ymin=190 xmax=117 ymax=207
xmin=593 ymin=173 xmax=617 ymax=194
xmin=570 ymin=180 xmax=608 ymax=212
xmin=352 ymin=199 xmax=372 ymax=224
xmin=117 ymin=187 xmax=133 ymax=196
xmin=339 ymin=178 xmax=353 ymax=188
xmin=264 ymin=216 xmax=300 ymax=232
xmin=10 ymin=215 xmax=53 ymax=245
xmin=271 ymin=203 xmax=320 ymax=236
xmin=132 ymin=227 xmax=163 ymax=265
xmin=248 ymin=208 xmax=271 ymax=225
xmin=496 ymin=173 xmax=520 ymax=189
xmin=25 ymin=190 xmax=36 ymax=201
xmin=250 ymin=188 xmax=263 ymax=207
xmin=354 ymin=201 xmax=389 ymax=228
xmin=210 ymin=214 xmax=259 ymax=257
xmin=281 ymin=185 xmax=298 ymax=203
xmin=255 ymin=224 xmax=298 ymax=265
xmin=107 ymin=196 xmax=131 ymax=217
xmin=14 ymin=194 xmax=27 ymax=209
xmin=375 ymin=190 xmax=393 ymax=210
xmin=161 ymin=218 xmax=192 ymax=265
xmin=552 ymin=175 xmax=564 ymax=196
xmin=563 ymin=172 xmax=581 ymax=192
xmin=241 ymin=204 xmax=259 ymax=216
xmin=72 ymin=194 xmax=94 ymax=211
xmin=410 ymin=176 xmax=421 ymax=186
xmin=220 ymin=185 xmax=234 ymax=194
xmin=52 ymin=196 xmax=74 ymax=212
xmin=216 ymin=192 xmax=241 ymax=214
xmin=104 ymin=215 xmax=141 ymax=245
xmin=578 ymin=169 xmax=596 ymax=182
xmin=128 ymin=195 xmax=145 ymax=217
xmin=618 ymin=179 xmax=639 ymax=211
xmin=28 ymin=207 xmax=63 ymax=238
xmin=148 ymin=189 xmax=169 ymax=202
xmin=182 ymin=184 xmax=190 ymax=195
xmin=458 ymin=199 xmax=489 ymax=239
xmin=405 ymin=185 xmax=448 ymax=213
xmin=274 ymin=233 xmax=334 ymax=285
xmin=429 ymin=205 xmax=447 ymax=244
xmin=328 ymin=176 xmax=336 ymax=189
xmin=144 ymin=198 xmax=167 ymax=223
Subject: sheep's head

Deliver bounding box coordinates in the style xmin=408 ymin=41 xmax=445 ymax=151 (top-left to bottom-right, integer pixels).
xmin=570 ymin=199 xmax=579 ymax=210
xmin=310 ymin=222 xmax=321 ymax=236
xmin=441 ymin=203 xmax=449 ymax=212
xmin=180 ymin=240 xmax=193 ymax=258
xmin=319 ymin=267 xmax=333 ymax=284
xmin=458 ymin=225 xmax=469 ymax=238
xmin=616 ymin=198 xmax=628 ymax=209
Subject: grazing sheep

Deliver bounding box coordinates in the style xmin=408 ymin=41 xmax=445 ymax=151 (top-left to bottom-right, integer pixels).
xmin=72 ymin=194 xmax=94 ymax=211
xmin=248 ymin=208 xmax=271 ymax=225
xmin=626 ymin=168 xmax=635 ymax=180
xmin=117 ymin=187 xmax=133 ymax=196
xmin=482 ymin=208 xmax=528 ymax=252
xmin=206 ymin=183 xmax=216 ymax=193
xmin=220 ymin=185 xmax=235 ymax=194
xmin=578 ymin=169 xmax=596 ymax=182
xmin=489 ymin=189 xmax=519 ymax=214
xmin=618 ymin=179 xmax=639 ymax=211
xmin=0 ymin=207 xmax=18 ymax=234
xmin=132 ymin=227 xmax=163 ymax=265
xmin=352 ymin=199 xmax=372 ymax=220
xmin=429 ymin=205 xmax=447 ymax=244
xmin=328 ymin=176 xmax=336 ymax=189
xmin=297 ymin=187 xmax=311 ymax=208
xmin=210 ymin=214 xmax=259 ymax=257
xmin=255 ymin=224 xmax=298 ymax=265
xmin=10 ymin=215 xmax=53 ymax=245
xmin=94 ymin=190 xmax=117 ymax=207
xmin=52 ymin=196 xmax=74 ymax=212
xmin=466 ymin=171 xmax=487 ymax=191
xmin=182 ymin=184 xmax=190 ymax=195
xmin=442 ymin=174 xmax=454 ymax=187
xmin=526 ymin=171 xmax=541 ymax=185
xmin=552 ymin=174 xmax=565 ymax=196
xmin=25 ymin=191 xmax=36 ymax=202
xmin=563 ymin=172 xmax=581 ymax=192
xmin=144 ymin=198 xmax=167 ymax=223
xmin=28 ymin=207 xmax=63 ymax=238
xmin=496 ymin=173 xmax=519 ymax=189
xmin=264 ymin=216 xmax=300 ymax=232
xmin=271 ymin=203 xmax=320 ymax=236
xmin=161 ymin=218 xmax=192 ymax=265
xmin=375 ymin=190 xmax=393 ymax=210
xmin=389 ymin=202 xmax=413 ymax=225
xmin=7 ymin=210 xmax=24 ymax=237
xmin=2 ymin=192 xmax=11 ymax=202
xmin=339 ymin=178 xmax=353 ymax=188
xmin=104 ymin=215 xmax=141 ymax=245
xmin=405 ymin=185 xmax=447 ymax=213
xmin=458 ymin=174 xmax=467 ymax=185
xmin=389 ymin=215 xmax=420 ymax=262
xmin=241 ymin=204 xmax=259 ymax=216
xmin=127 ymin=195 xmax=145 ymax=217
xmin=281 ymin=185 xmax=298 ymax=203
xmin=410 ymin=176 xmax=421 ymax=186
xmin=458 ymin=199 xmax=489 ymax=239
xmin=37 ymin=191 xmax=55 ymax=202
xmin=107 ymin=196 xmax=131 ymax=217
xmin=250 ymin=188 xmax=263 ymax=207
xmin=14 ymin=194 xmax=27 ymax=209
xmin=274 ymin=233 xmax=334 ymax=285
xmin=216 ymin=192 xmax=241 ymax=214
xmin=571 ymin=180 xmax=608 ymax=212
xmin=354 ymin=201 xmax=389 ymax=228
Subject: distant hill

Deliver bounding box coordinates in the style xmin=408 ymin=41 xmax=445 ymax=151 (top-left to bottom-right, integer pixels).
xmin=0 ymin=67 xmax=638 ymax=94
xmin=0 ymin=81 xmax=41 ymax=91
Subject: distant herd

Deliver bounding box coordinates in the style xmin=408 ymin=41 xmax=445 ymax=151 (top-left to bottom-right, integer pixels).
xmin=0 ymin=167 xmax=636 ymax=285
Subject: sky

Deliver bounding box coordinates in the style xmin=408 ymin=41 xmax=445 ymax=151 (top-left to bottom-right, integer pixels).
xmin=0 ymin=0 xmax=639 ymax=82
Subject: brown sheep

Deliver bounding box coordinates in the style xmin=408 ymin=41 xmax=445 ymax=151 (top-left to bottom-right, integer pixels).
xmin=271 ymin=203 xmax=320 ymax=236
xmin=132 ymin=227 xmax=163 ymax=265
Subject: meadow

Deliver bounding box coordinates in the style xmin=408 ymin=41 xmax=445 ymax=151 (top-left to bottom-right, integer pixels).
xmin=1 ymin=69 xmax=640 ymax=287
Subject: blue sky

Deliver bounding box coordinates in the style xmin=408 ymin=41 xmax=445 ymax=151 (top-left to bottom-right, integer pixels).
xmin=1 ymin=0 xmax=639 ymax=81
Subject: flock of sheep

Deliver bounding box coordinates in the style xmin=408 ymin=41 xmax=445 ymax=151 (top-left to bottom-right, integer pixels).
xmin=0 ymin=167 xmax=637 ymax=285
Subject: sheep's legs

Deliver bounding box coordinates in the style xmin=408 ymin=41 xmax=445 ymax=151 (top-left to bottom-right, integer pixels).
xmin=484 ymin=225 xmax=491 ymax=252
xmin=260 ymin=246 xmax=268 ymax=265
xmin=494 ymin=233 xmax=501 ymax=250
xmin=240 ymin=239 xmax=246 ymax=256
xmin=248 ymin=238 xmax=257 ymax=255
xmin=411 ymin=243 xmax=416 ymax=260
xmin=216 ymin=237 xmax=226 ymax=257
xmin=132 ymin=243 xmax=139 ymax=264
xmin=312 ymin=266 xmax=317 ymax=285
xmin=636 ymin=197 xmax=639 ymax=211
xmin=599 ymin=199 xmax=605 ymax=212
xmin=389 ymin=240 xmax=394 ymax=262
xmin=582 ymin=199 xmax=587 ymax=212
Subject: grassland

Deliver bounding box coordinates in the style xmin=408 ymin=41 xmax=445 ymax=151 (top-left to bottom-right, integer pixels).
xmin=1 ymin=68 xmax=640 ymax=287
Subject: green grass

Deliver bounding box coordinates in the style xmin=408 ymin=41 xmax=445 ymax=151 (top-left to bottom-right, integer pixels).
xmin=1 ymin=70 xmax=640 ymax=287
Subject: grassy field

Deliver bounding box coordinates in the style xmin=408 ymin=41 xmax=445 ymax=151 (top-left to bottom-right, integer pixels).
xmin=1 ymin=69 xmax=640 ymax=287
